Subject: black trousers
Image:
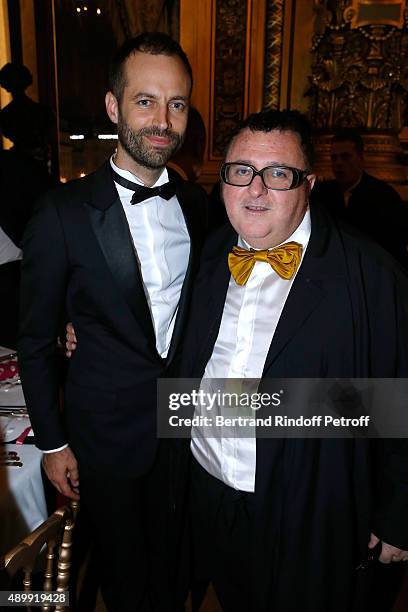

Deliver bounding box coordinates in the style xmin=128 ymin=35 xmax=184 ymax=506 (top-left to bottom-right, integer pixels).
xmin=190 ymin=458 xmax=406 ymax=612
xmin=190 ymin=457 xmax=255 ymax=612
xmin=78 ymin=443 xmax=173 ymax=612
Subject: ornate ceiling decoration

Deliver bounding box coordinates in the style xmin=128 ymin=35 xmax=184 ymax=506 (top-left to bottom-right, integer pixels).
xmin=308 ymin=0 xmax=408 ymax=131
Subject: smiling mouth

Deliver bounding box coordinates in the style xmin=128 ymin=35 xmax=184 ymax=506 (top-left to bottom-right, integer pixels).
xmin=145 ymin=135 xmax=171 ymax=147
xmin=245 ymin=204 xmax=270 ymax=212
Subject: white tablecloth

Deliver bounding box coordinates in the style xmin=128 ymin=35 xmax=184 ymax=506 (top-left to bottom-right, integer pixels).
xmin=0 ymin=347 xmax=16 ymax=359
xmin=0 ymin=345 xmax=25 ymax=407
xmin=0 ymin=444 xmax=48 ymax=555
xmin=0 ymin=347 xmax=48 ymax=554
xmin=0 ymin=385 xmax=26 ymax=407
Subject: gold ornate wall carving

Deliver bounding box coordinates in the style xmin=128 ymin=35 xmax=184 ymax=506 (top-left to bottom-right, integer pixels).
xmin=308 ymin=0 xmax=407 ymax=131
xmin=213 ymin=0 xmax=248 ymax=156
xmin=263 ymin=0 xmax=284 ymax=109
xmin=110 ymin=0 xmax=179 ymax=42
xmin=180 ymin=0 xmax=267 ymax=190
xmin=308 ymin=0 xmax=408 ymax=190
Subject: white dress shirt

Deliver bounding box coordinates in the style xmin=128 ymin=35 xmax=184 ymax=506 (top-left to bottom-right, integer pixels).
xmin=0 ymin=226 xmax=22 ymax=265
xmin=44 ymin=159 xmax=190 ymax=454
xmin=191 ymin=210 xmax=311 ymax=492
xmin=343 ymin=173 xmax=362 ymax=207
xmin=111 ymin=157 xmax=190 ymax=357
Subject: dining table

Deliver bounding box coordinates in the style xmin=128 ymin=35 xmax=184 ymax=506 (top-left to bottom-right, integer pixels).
xmin=0 ymin=346 xmax=48 ymax=556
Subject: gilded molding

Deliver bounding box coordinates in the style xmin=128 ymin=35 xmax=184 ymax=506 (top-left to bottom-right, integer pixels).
xmin=113 ymin=0 xmax=131 ymax=39
xmin=263 ymin=0 xmax=284 ymax=109
xmin=212 ymin=0 xmax=248 ymax=157
xmin=308 ymin=1 xmax=408 ymax=131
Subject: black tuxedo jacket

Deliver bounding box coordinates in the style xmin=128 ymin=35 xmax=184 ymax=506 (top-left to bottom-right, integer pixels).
xmin=18 ymin=161 xmax=208 ymax=477
xmin=180 ymin=203 xmax=408 ymax=611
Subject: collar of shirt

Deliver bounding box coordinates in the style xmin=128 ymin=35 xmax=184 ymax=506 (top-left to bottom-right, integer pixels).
xmin=343 ymin=173 xmax=363 ymax=206
xmin=110 ymin=155 xmax=169 ymax=192
xmin=348 ymin=173 xmax=363 ymax=193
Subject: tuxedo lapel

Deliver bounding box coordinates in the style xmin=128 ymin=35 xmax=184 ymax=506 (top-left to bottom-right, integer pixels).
xmin=84 ymin=162 xmax=157 ymax=348
xmin=166 ymin=179 xmax=193 ymax=364
xmin=262 ymin=272 xmax=326 ymax=373
xmin=193 ymin=227 xmax=237 ymax=374
xmin=262 ymin=203 xmax=345 ymax=374
xmin=166 ymin=173 xmax=206 ymax=365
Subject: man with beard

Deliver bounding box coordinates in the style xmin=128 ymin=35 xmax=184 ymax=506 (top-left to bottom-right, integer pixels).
xmin=18 ymin=33 xmax=208 ymax=612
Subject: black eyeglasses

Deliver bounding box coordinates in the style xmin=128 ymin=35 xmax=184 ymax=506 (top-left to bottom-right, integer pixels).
xmin=220 ymin=162 xmax=311 ymax=191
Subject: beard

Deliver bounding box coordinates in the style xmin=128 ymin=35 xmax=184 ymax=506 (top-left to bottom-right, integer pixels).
xmin=117 ymin=112 xmax=184 ymax=169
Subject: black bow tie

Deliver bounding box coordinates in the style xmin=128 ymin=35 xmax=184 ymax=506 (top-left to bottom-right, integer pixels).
xmin=111 ymin=168 xmax=176 ymax=205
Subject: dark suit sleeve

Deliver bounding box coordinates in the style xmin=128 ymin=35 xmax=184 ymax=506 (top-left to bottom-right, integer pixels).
xmin=371 ymin=266 xmax=408 ymax=549
xmin=373 ymin=439 xmax=408 ymax=550
xmin=17 ymin=197 xmax=69 ymax=451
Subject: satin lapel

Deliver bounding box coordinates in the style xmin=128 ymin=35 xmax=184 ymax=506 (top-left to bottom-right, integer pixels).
xmin=84 ymin=163 xmax=156 ymax=346
xmin=166 ymin=180 xmax=195 ymax=364
xmin=193 ymin=229 xmax=237 ymax=375
xmin=262 ymin=203 xmax=339 ymax=374
xmin=262 ymin=270 xmax=326 ymax=373
xmin=166 ymin=173 xmax=208 ymax=364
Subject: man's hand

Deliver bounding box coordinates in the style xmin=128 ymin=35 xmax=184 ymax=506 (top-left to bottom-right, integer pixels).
xmin=42 ymin=447 xmax=80 ymax=500
xmin=65 ymin=322 xmax=77 ymax=358
xmin=369 ymin=533 xmax=408 ymax=563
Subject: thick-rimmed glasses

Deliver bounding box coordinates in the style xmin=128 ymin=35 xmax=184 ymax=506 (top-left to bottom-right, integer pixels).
xmin=220 ymin=162 xmax=311 ymax=191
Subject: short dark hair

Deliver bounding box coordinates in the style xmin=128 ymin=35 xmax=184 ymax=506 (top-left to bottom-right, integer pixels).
xmin=0 ymin=62 xmax=32 ymax=93
xmin=108 ymin=32 xmax=193 ymax=101
xmin=227 ymin=109 xmax=314 ymax=168
xmin=332 ymin=128 xmax=364 ymax=155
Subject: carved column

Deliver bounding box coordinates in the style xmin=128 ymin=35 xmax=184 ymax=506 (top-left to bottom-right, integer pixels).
xmin=263 ymin=0 xmax=284 ymax=110
xmin=180 ymin=0 xmax=267 ymax=190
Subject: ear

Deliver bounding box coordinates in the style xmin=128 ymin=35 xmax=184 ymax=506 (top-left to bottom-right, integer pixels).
xmin=105 ymin=91 xmax=119 ymax=125
xmin=306 ymin=173 xmax=316 ymax=195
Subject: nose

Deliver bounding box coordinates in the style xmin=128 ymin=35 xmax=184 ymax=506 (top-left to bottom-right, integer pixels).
xmin=248 ymin=174 xmax=268 ymax=197
xmin=153 ymin=103 xmax=172 ymax=130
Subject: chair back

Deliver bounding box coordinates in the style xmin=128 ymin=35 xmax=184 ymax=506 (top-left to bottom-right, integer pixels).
xmin=0 ymin=501 xmax=79 ymax=611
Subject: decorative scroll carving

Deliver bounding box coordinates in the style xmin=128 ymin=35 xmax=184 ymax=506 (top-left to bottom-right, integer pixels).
xmin=263 ymin=0 xmax=284 ymax=110
xmin=307 ymin=0 xmax=408 ymax=131
xmin=212 ymin=0 xmax=248 ymax=157
xmin=110 ymin=0 xmax=179 ymax=42
xmin=112 ymin=0 xmax=131 ymax=40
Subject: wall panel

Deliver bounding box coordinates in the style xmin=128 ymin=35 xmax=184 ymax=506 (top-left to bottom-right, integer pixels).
xmin=180 ymin=0 xmax=266 ymax=189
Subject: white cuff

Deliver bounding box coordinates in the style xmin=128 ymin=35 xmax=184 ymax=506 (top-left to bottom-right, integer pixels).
xmin=41 ymin=443 xmax=69 ymax=453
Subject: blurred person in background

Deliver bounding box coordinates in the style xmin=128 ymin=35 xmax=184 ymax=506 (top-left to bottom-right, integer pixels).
xmin=312 ymin=128 xmax=408 ymax=268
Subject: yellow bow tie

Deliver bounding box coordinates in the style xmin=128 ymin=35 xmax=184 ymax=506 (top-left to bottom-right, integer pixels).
xmin=228 ymin=242 xmax=303 ymax=286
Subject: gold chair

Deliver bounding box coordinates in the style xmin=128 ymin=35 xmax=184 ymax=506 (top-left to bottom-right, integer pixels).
xmin=0 ymin=501 xmax=79 ymax=611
